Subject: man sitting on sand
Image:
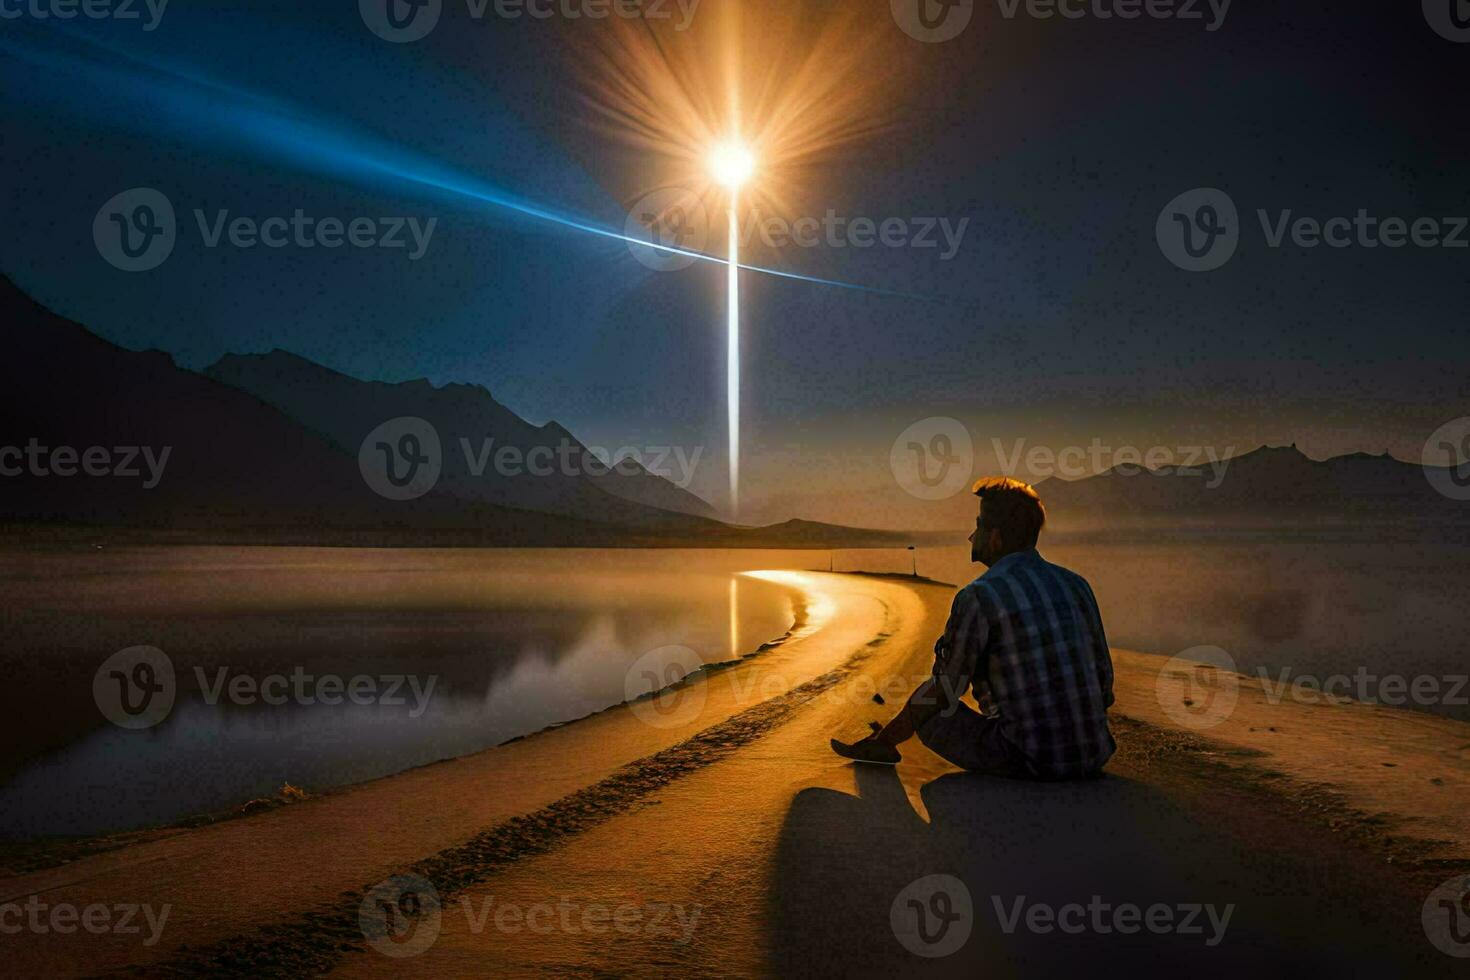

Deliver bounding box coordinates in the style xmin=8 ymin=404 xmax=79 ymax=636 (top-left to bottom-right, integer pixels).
xmin=831 ymin=477 xmax=1115 ymax=779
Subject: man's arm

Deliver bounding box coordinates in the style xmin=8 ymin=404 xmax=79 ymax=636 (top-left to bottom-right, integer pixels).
xmin=833 ymin=589 xmax=986 ymax=761
xmin=869 ymin=673 xmax=951 ymax=747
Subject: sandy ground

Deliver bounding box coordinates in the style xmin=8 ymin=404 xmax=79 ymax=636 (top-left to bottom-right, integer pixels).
xmin=2 ymin=571 xmax=1467 ymax=977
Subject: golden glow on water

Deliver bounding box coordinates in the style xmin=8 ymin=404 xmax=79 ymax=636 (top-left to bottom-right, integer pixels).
xmin=729 ymin=574 xmax=739 ymax=657
xmin=739 ymin=570 xmax=838 ymax=638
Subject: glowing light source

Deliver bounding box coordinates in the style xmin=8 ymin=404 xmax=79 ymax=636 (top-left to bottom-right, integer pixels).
xmin=708 ymin=141 xmax=755 ymax=188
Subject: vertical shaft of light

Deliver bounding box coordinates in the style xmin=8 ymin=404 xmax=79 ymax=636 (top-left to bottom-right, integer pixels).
xmin=727 ymin=192 xmax=740 ymax=520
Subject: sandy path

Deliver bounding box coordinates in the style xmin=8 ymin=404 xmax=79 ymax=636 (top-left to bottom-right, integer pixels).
xmin=4 ymin=571 xmax=1467 ymax=976
xmin=334 ymin=579 xmax=1470 ymax=979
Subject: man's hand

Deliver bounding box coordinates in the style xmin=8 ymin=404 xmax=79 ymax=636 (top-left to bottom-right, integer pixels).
xmin=830 ymin=736 xmax=901 ymax=765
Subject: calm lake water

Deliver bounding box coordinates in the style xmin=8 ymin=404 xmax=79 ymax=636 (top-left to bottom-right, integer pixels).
xmin=1 ymin=538 xmax=1466 ymax=838
xmin=898 ymin=538 xmax=1469 ymax=724
xmin=0 ymin=548 xmax=820 ymax=837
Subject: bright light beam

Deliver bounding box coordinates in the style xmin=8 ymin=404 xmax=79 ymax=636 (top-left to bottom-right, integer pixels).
xmin=728 ymin=190 xmax=741 ymax=518
xmin=710 ymin=141 xmax=755 ymax=517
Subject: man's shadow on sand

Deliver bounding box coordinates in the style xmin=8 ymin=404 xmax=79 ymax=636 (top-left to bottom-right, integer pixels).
xmin=768 ymin=766 xmax=1429 ymax=978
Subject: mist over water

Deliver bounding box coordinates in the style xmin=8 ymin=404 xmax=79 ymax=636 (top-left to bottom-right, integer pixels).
xmin=854 ymin=536 xmax=1470 ymax=724
xmin=2 ymin=536 xmax=1465 ymax=839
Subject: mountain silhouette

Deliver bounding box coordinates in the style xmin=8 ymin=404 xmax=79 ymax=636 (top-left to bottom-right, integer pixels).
xmin=204 ymin=349 xmax=716 ymax=524
xmin=0 ymin=274 xmax=901 ymax=547
xmin=1037 ymin=443 xmax=1469 ymax=533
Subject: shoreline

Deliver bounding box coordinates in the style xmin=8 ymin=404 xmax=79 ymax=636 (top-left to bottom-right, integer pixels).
xmin=0 ymin=577 xmax=820 ymax=874
xmin=2 ymin=572 xmax=1466 ymax=976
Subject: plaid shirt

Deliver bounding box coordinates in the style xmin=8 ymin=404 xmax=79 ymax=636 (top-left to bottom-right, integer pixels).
xmin=933 ymin=549 xmax=1116 ymax=779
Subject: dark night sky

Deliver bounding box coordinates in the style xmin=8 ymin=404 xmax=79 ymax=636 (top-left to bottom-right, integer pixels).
xmin=2 ymin=0 xmax=1466 ymax=527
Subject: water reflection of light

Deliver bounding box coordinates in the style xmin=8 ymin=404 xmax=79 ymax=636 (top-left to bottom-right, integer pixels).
xmin=729 ymin=576 xmax=739 ymax=657
xmin=739 ymin=570 xmax=838 ymax=637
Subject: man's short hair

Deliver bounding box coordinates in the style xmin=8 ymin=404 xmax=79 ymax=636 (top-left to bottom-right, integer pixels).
xmin=971 ymin=476 xmax=1046 ymax=550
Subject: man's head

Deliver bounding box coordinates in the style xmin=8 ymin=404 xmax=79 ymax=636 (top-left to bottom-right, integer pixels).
xmin=969 ymin=477 xmax=1045 ymax=565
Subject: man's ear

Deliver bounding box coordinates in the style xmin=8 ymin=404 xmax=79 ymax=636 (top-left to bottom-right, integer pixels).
xmin=987 ymin=528 xmax=1004 ymax=553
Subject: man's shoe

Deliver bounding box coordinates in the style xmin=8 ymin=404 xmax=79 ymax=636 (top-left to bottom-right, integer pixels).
xmin=830 ymin=737 xmax=901 ymax=765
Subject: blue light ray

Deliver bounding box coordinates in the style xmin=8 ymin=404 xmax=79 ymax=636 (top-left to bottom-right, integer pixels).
xmin=2 ymin=29 xmax=921 ymax=299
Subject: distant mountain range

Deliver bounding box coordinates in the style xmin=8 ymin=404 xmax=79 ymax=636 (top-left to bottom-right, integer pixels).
xmin=6 ymin=273 xmax=1463 ymax=544
xmin=205 ymin=350 xmax=716 ymax=524
xmin=0 ymin=275 xmax=903 ymax=548
xmin=1037 ymin=444 xmax=1470 ymax=532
